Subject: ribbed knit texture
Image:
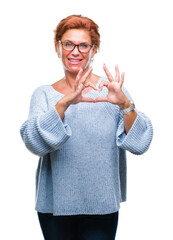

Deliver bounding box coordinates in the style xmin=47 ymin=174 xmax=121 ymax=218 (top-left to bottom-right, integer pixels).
xmin=20 ymin=77 xmax=153 ymax=216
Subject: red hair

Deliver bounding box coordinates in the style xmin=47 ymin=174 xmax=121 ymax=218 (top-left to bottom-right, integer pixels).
xmin=54 ymin=15 xmax=100 ymax=52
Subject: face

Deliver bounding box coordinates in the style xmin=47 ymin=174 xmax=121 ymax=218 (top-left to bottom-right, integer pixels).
xmin=57 ymin=29 xmax=96 ymax=73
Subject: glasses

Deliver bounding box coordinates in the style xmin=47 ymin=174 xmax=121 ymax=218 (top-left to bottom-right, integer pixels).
xmin=60 ymin=41 xmax=93 ymax=53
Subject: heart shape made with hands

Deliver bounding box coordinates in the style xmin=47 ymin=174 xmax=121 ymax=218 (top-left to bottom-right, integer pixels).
xmin=77 ymin=64 xmax=127 ymax=106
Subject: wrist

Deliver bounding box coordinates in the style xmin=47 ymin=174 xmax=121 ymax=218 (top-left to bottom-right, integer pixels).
xmin=58 ymin=98 xmax=70 ymax=110
xmin=120 ymin=100 xmax=135 ymax=115
xmin=119 ymin=100 xmax=132 ymax=110
xmin=55 ymin=98 xmax=70 ymax=120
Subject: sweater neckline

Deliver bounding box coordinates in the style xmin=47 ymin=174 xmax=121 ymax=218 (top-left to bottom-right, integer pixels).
xmin=49 ymin=77 xmax=104 ymax=97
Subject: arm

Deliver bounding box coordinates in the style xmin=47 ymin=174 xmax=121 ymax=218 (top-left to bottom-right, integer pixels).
xmin=20 ymin=87 xmax=71 ymax=157
xmin=95 ymin=64 xmax=138 ymax=134
xmin=94 ymin=64 xmax=153 ymax=154
xmin=116 ymin=85 xmax=153 ymax=155
xmin=118 ymin=99 xmax=137 ymax=134
xmin=117 ymin=110 xmax=153 ymax=155
xmin=20 ymin=67 xmax=96 ymax=156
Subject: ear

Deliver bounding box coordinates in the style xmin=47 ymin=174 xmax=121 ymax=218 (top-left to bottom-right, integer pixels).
xmin=56 ymin=42 xmax=61 ymax=57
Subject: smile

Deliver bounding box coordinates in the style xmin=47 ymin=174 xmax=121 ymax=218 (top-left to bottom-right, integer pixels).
xmin=68 ymin=58 xmax=83 ymax=64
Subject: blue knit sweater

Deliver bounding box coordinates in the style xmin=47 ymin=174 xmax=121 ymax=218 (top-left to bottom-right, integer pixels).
xmin=20 ymin=77 xmax=153 ymax=216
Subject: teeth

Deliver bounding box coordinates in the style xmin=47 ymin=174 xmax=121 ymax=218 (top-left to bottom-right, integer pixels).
xmin=69 ymin=59 xmax=81 ymax=62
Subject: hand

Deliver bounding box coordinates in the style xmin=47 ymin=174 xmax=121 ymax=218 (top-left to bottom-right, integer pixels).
xmin=95 ymin=64 xmax=130 ymax=109
xmin=59 ymin=67 xmax=97 ymax=107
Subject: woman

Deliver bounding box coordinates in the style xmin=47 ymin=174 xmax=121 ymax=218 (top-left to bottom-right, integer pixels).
xmin=20 ymin=15 xmax=153 ymax=240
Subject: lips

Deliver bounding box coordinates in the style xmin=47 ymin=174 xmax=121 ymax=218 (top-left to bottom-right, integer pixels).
xmin=68 ymin=58 xmax=83 ymax=64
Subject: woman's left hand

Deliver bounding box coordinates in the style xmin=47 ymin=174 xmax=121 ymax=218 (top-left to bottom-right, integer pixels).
xmin=95 ymin=64 xmax=130 ymax=109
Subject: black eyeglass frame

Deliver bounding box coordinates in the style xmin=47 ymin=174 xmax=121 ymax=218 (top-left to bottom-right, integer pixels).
xmin=59 ymin=40 xmax=93 ymax=53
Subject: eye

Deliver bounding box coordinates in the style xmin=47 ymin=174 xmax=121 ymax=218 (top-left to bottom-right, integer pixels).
xmin=64 ymin=42 xmax=73 ymax=48
xmin=79 ymin=43 xmax=88 ymax=49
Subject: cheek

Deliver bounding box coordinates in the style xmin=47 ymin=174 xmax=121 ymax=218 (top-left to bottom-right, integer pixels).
xmin=81 ymin=53 xmax=89 ymax=59
xmin=61 ymin=52 xmax=70 ymax=60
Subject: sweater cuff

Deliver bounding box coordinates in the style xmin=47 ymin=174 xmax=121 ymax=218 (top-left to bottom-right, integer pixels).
xmin=39 ymin=107 xmax=71 ymax=140
xmin=116 ymin=113 xmax=153 ymax=155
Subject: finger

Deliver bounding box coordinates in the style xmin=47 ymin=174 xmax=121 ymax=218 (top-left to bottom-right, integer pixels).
xmin=80 ymin=96 xmax=96 ymax=102
xmin=75 ymin=68 xmax=83 ymax=86
xmin=84 ymin=81 xmax=97 ymax=91
xmin=98 ymin=80 xmax=109 ymax=92
xmin=120 ymin=72 xmax=125 ymax=88
xmin=94 ymin=96 xmax=108 ymax=102
xmin=80 ymin=67 xmax=93 ymax=83
xmin=103 ymin=64 xmax=114 ymax=82
xmin=115 ymin=64 xmax=120 ymax=82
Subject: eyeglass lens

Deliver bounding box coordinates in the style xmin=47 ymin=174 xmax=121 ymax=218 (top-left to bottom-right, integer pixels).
xmin=62 ymin=41 xmax=92 ymax=53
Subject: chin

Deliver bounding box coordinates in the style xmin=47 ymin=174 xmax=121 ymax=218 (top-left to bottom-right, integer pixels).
xmin=65 ymin=64 xmax=87 ymax=73
xmin=67 ymin=66 xmax=81 ymax=74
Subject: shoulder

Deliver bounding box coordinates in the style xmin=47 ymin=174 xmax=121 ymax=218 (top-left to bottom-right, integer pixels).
xmin=31 ymin=84 xmax=53 ymax=97
xmin=33 ymin=84 xmax=51 ymax=93
xmin=29 ymin=85 xmax=53 ymax=105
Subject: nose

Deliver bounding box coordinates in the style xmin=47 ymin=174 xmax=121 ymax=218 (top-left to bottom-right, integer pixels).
xmin=71 ymin=45 xmax=80 ymax=55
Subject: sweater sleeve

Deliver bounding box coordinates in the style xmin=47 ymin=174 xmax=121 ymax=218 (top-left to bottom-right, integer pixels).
xmin=20 ymin=86 xmax=71 ymax=157
xmin=116 ymin=87 xmax=153 ymax=155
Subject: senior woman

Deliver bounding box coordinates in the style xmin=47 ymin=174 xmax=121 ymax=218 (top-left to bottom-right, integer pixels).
xmin=20 ymin=15 xmax=153 ymax=240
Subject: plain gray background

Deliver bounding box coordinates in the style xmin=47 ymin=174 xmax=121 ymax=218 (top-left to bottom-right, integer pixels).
xmin=1 ymin=0 xmax=172 ymax=239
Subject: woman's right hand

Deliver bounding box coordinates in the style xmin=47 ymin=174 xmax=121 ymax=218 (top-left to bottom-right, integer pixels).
xmin=55 ymin=67 xmax=96 ymax=119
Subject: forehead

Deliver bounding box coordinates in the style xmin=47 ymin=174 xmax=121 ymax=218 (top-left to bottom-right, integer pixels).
xmin=61 ymin=29 xmax=91 ymax=43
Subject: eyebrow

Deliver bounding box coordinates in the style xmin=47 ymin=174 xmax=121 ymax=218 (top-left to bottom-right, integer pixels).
xmin=63 ymin=40 xmax=91 ymax=45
